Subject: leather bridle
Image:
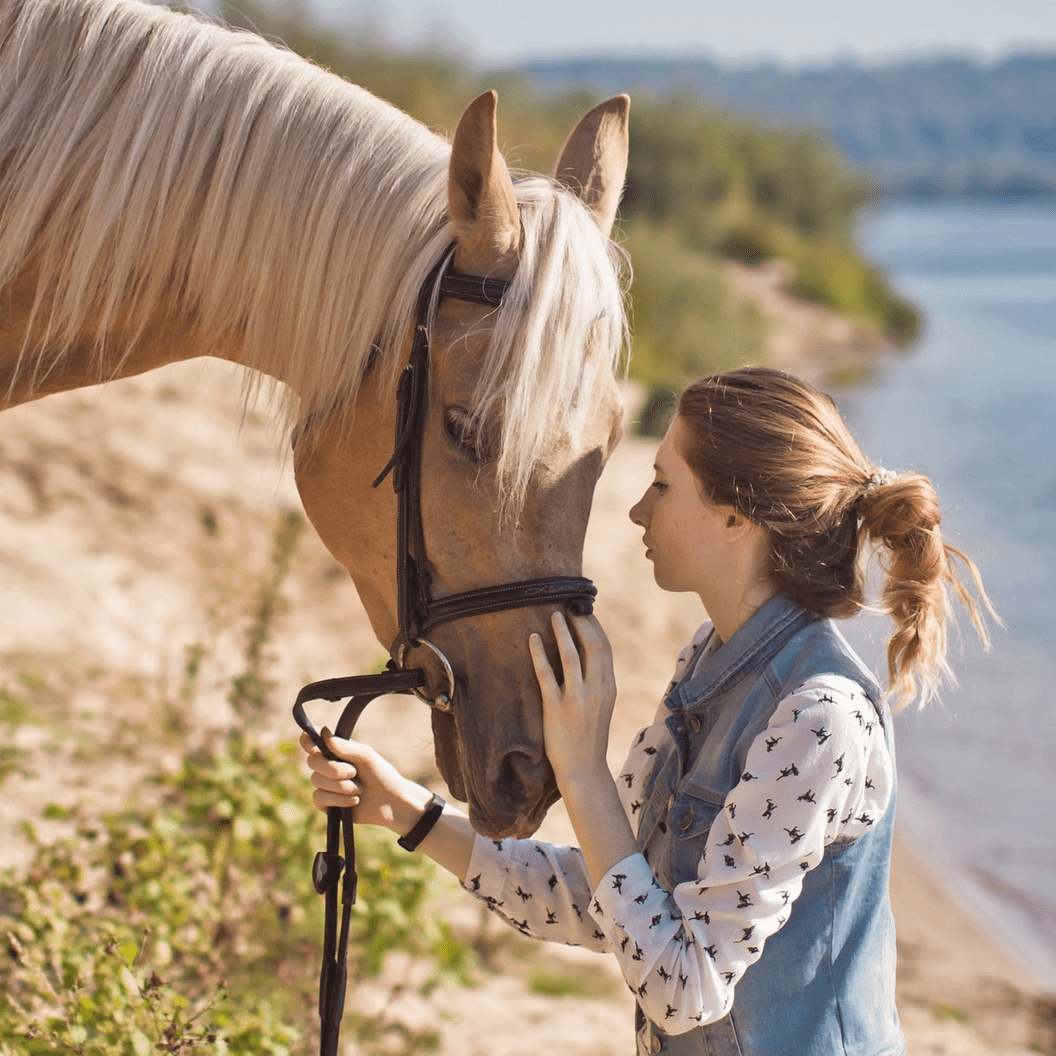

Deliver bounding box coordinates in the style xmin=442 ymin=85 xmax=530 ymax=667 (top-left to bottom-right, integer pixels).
xmin=292 ymin=246 xmax=597 ymax=1056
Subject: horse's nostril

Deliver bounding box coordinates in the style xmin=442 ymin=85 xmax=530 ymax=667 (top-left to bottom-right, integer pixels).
xmin=491 ymin=748 xmax=551 ymax=799
xmin=473 ymin=749 xmax=561 ymax=839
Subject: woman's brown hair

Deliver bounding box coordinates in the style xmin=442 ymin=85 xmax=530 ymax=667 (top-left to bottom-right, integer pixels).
xmin=675 ymin=366 xmax=994 ymax=709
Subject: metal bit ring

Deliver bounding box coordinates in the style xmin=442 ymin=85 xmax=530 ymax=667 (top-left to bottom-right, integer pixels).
xmin=396 ymin=637 xmax=456 ymax=712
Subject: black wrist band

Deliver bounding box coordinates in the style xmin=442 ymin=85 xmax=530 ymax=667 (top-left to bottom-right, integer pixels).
xmin=397 ymin=792 xmax=446 ymax=852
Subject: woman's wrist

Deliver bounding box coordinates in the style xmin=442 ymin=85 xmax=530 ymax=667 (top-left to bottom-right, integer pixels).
xmin=397 ymin=792 xmax=446 ymax=851
xmin=558 ymin=770 xmax=637 ymax=887
xmin=388 ymin=781 xmax=436 ymax=838
xmin=555 ymin=766 xmax=612 ymax=805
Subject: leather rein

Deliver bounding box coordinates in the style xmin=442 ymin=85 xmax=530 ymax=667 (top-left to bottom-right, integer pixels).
xmin=292 ymin=247 xmax=597 ymax=1056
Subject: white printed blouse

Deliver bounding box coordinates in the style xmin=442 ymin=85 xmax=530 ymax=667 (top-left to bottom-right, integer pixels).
xmin=461 ymin=622 xmax=895 ymax=1033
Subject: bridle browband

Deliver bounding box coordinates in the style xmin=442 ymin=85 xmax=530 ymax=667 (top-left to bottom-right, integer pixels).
xmin=292 ymin=247 xmax=597 ymax=1056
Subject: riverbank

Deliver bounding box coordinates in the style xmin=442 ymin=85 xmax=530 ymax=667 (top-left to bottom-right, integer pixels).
xmin=1 ymin=352 xmax=1053 ymax=1053
xmin=723 ymin=257 xmax=896 ymax=387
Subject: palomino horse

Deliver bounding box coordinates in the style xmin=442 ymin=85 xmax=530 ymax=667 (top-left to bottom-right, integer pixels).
xmin=0 ymin=0 xmax=629 ymax=838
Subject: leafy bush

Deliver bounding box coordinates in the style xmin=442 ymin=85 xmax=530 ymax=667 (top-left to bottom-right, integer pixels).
xmin=619 ymin=97 xmax=918 ymax=348
xmin=780 ymin=236 xmax=921 ymax=344
xmin=623 ymin=221 xmax=766 ymax=434
xmin=0 ymin=732 xmax=470 ymax=1055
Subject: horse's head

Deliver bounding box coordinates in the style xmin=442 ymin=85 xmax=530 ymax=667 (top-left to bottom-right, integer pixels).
xmin=294 ymin=92 xmax=629 ymax=838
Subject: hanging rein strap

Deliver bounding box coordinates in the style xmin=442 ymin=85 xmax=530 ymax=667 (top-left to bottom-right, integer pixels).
xmin=293 ymin=249 xmax=596 ymax=1056
xmin=293 ymin=672 xmax=422 ymax=1056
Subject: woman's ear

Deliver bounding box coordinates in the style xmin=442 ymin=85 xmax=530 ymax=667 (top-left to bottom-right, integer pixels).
xmin=722 ymin=508 xmax=756 ymax=541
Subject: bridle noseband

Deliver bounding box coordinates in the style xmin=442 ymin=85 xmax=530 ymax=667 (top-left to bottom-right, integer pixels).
xmin=292 ymin=247 xmax=597 ymax=1056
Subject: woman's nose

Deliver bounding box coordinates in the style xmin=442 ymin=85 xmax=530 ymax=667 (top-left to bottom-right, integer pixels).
xmin=629 ymin=492 xmax=648 ymax=527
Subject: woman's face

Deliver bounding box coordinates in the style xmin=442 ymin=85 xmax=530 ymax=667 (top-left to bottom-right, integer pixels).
xmin=629 ymin=416 xmax=737 ymax=598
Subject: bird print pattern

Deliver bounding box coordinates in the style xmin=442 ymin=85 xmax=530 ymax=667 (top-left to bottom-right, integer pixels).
xmin=461 ymin=625 xmax=893 ymax=1048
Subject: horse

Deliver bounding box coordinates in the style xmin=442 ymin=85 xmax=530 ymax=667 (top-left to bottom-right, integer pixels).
xmin=0 ymin=0 xmax=630 ymax=839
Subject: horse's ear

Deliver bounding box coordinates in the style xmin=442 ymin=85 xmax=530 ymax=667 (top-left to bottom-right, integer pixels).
xmin=552 ymin=95 xmax=630 ymax=236
xmin=448 ymin=91 xmax=521 ymax=275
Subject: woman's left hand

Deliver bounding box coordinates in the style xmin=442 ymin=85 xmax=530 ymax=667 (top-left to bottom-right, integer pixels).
xmin=529 ymin=611 xmax=617 ymax=788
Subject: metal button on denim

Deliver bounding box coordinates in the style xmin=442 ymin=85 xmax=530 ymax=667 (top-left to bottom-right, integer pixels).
xmin=688 ymin=713 xmax=702 ymax=733
xmin=678 ymin=805 xmax=694 ymax=831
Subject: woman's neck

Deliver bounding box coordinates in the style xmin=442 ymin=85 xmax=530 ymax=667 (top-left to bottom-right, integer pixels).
xmin=699 ymin=524 xmax=780 ymax=644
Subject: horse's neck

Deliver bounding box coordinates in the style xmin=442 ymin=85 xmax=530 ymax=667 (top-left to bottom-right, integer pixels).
xmin=0 ymin=12 xmax=444 ymax=411
xmin=0 ymin=265 xmax=276 ymax=409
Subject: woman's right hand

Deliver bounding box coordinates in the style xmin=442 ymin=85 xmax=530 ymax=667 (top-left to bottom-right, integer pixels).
xmin=299 ymin=729 xmax=433 ymax=832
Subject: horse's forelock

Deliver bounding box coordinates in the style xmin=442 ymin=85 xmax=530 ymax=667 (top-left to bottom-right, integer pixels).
xmin=470 ymin=178 xmax=630 ymax=516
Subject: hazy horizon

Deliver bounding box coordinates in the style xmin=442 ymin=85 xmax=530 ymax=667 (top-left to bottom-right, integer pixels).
xmin=301 ymin=0 xmax=1056 ymax=68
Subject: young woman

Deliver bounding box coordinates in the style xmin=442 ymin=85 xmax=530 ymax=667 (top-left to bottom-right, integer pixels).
xmin=302 ymin=366 xmax=993 ymax=1056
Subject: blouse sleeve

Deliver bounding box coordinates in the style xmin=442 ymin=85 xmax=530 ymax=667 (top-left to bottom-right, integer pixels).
xmin=587 ymin=674 xmax=894 ymax=1033
xmin=462 ymin=835 xmax=613 ymax=951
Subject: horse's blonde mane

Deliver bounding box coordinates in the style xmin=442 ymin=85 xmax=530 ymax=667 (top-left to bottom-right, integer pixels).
xmin=0 ymin=0 xmax=628 ymax=509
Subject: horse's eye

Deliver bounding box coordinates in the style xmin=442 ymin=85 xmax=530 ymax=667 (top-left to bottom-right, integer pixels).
xmin=444 ymin=407 xmax=485 ymax=463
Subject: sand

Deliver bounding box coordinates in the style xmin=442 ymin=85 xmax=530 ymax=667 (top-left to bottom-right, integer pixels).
xmin=1 ymin=336 xmax=1053 ymax=1054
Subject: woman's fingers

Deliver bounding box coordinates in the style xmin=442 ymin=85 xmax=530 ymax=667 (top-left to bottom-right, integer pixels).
xmin=306 ymin=751 xmax=355 ymax=778
xmin=298 ymin=727 xmax=369 ymax=804
xmin=312 ymin=788 xmax=360 ymax=811
xmin=570 ymin=613 xmax=611 ymax=666
xmin=528 ymin=630 xmax=561 ymax=697
xmin=311 ymin=765 xmax=358 ymax=791
xmin=585 ymin=618 xmax=616 ymax=692
xmin=551 ymin=611 xmax=583 ymax=678
xmin=531 ymin=610 xmax=612 ymax=698
xmin=297 ymin=729 xmax=421 ymax=829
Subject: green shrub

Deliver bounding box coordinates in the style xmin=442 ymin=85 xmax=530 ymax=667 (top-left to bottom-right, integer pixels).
xmin=782 ymin=236 xmax=921 ymax=346
xmin=623 ymin=220 xmax=767 ymax=428
xmin=0 ymin=734 xmax=470 ymax=1055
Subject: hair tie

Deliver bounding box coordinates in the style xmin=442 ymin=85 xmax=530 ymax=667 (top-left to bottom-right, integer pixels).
xmin=866 ymin=467 xmax=898 ymax=491
xmin=852 ymin=467 xmax=898 ymax=515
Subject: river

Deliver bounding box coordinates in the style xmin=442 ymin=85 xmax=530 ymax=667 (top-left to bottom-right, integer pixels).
xmin=841 ymin=199 xmax=1056 ymax=990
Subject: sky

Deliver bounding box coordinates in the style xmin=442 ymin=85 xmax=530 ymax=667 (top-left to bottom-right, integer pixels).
xmin=308 ymin=0 xmax=1056 ymax=68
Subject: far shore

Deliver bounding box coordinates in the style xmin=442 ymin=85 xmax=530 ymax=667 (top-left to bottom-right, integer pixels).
xmin=723 ymin=258 xmax=898 ymax=388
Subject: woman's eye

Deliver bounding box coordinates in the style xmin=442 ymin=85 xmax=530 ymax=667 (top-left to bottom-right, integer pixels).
xmin=651 ymin=480 xmax=667 ymax=492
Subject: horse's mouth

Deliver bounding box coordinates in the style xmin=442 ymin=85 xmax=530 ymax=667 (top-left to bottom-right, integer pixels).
xmin=430 ymin=709 xmax=558 ymax=840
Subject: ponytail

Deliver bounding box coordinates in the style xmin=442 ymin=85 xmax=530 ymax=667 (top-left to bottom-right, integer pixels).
xmin=854 ymin=471 xmax=994 ymax=708
xmin=676 ymin=366 xmax=996 ymax=710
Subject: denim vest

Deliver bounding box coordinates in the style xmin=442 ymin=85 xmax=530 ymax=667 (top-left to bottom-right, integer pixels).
xmin=634 ymin=596 xmax=905 ymax=1056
